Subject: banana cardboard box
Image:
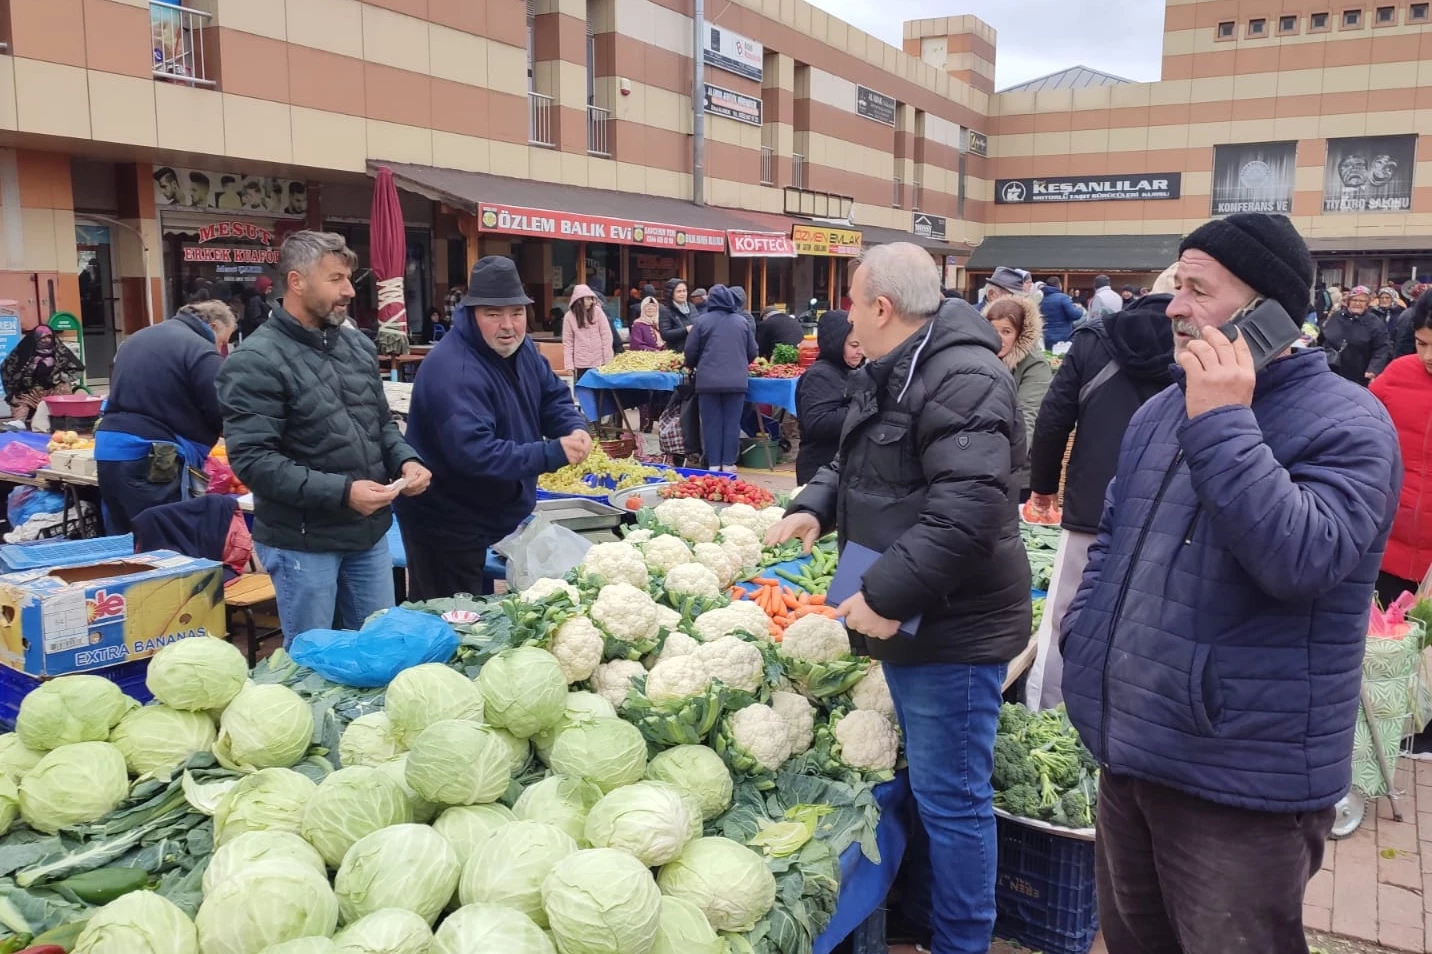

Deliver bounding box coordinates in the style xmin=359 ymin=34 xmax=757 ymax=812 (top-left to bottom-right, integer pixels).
xmin=0 ymin=551 xmax=225 ymax=677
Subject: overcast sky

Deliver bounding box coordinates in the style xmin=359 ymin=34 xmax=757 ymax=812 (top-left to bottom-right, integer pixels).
xmin=805 ymin=0 xmax=1166 ymax=90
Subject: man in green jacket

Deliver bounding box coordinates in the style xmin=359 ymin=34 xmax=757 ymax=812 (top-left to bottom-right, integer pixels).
xmin=217 ymin=231 xmax=431 ymax=642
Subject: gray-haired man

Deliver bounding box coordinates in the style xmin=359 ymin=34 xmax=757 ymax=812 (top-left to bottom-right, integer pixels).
xmin=217 ymin=231 xmax=431 ymax=642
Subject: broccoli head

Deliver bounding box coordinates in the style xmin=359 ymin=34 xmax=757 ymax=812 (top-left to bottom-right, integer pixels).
xmin=994 ymin=783 xmax=1044 ymax=820
xmin=997 ymin=703 xmax=1034 ymax=738
xmin=993 ymin=735 xmax=1038 ymax=790
xmin=1052 ymin=788 xmax=1093 ymax=829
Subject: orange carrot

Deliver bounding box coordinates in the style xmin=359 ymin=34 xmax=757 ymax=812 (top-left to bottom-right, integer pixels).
xmin=751 ymin=577 xmax=781 ymax=587
xmin=782 ymin=591 xmax=800 ymax=611
xmin=808 ymin=594 xmax=827 ymax=605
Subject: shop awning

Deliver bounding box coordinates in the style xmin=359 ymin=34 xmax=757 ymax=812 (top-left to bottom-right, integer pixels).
xmin=966 ymin=234 xmax=1182 ymax=272
xmin=1306 ymin=236 xmax=1432 ymax=254
xmin=859 ymin=223 xmax=968 ymax=256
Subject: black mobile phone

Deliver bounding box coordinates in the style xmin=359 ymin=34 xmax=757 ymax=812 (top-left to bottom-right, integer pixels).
xmin=1219 ymin=298 xmax=1302 ymax=371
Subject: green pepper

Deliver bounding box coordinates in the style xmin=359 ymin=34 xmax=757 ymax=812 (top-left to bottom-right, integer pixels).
xmin=51 ymin=867 xmax=148 ymax=905
xmin=28 ymin=920 xmax=87 ymax=953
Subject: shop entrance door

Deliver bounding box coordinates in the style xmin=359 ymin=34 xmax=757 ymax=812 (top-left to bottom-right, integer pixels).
xmin=77 ymin=241 xmax=118 ymax=381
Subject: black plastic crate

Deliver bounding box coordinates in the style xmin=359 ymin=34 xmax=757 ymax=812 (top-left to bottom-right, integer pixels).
xmin=0 ymin=659 xmax=153 ymax=730
xmin=993 ymin=810 xmax=1099 ymax=954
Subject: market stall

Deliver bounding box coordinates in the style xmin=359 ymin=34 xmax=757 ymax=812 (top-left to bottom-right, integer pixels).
xmin=574 ymin=370 xmax=800 ymax=421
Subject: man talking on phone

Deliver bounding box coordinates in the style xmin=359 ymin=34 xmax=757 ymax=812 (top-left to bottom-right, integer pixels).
xmin=1060 ymin=212 xmax=1400 ymax=953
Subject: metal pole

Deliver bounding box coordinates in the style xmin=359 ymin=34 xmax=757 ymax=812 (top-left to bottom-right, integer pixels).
xmin=692 ymin=0 xmax=705 ymax=206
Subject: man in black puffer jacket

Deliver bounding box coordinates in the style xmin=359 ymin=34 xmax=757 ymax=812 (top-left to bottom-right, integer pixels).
xmin=768 ymin=243 xmax=1029 ymax=954
xmin=218 ymin=231 xmax=431 ymax=643
xmin=1021 ymin=292 xmax=1175 ymax=710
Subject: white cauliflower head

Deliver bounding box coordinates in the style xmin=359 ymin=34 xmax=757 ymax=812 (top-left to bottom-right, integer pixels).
xmin=717 ymin=526 xmax=762 ymax=572
xmin=645 ymin=655 xmax=713 ymax=704
xmin=719 ymin=504 xmax=763 ymax=533
xmin=727 ymin=704 xmax=793 ymax=772
xmin=779 ymin=615 xmax=850 ymax=663
xmin=650 ymin=631 xmax=700 ymax=668
xmin=757 ymin=507 xmax=787 ymax=534
xmin=691 ymin=602 xmax=773 ymax=643
xmin=590 ymin=582 xmax=660 ymax=644
xmin=590 ymin=659 xmax=646 ymax=708
xmin=769 ymin=690 xmax=815 ymax=755
xmin=549 ymin=615 xmax=604 ymax=683
xmin=664 ymin=562 xmax=723 ymax=601
xmin=693 ymin=542 xmax=740 ymax=588
xmin=624 ymin=528 xmax=654 ymax=544
xmin=653 ymin=605 xmax=683 ymax=634
xmin=695 ymin=636 xmax=764 ymax=693
xmin=520 ymin=577 xmax=581 ymax=604
xmin=642 ymin=534 xmax=696 ymax=574
xmin=580 ymin=541 xmax=650 ymax=589
xmin=834 ymin=709 xmax=900 ymax=772
xmin=850 ymin=661 xmax=896 ymax=724
xmin=653 ymin=499 xmax=721 ymax=544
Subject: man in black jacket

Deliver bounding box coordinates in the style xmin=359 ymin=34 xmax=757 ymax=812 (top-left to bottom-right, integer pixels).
xmin=1022 ymin=292 xmax=1175 ymax=710
xmin=768 ymin=243 xmax=1029 ymax=954
xmin=218 ymin=231 xmax=431 ymax=643
xmin=755 ymin=307 xmax=805 ymax=360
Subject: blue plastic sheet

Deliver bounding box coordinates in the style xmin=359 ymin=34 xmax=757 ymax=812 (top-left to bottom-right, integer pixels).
xmin=290 ymin=607 xmax=459 ymax=687
xmin=574 ymin=370 xmax=799 ymax=419
xmin=814 ymin=772 xmax=912 ymax=954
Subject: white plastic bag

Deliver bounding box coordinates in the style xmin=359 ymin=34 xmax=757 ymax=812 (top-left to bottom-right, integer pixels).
xmin=497 ymin=517 xmax=592 ymax=593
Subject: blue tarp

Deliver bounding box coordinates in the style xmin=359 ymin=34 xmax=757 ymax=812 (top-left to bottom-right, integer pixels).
xmin=387 ymin=520 xmax=504 ymax=580
xmin=814 ymin=773 xmax=912 ymax=954
xmin=574 ymin=370 xmax=799 ymax=418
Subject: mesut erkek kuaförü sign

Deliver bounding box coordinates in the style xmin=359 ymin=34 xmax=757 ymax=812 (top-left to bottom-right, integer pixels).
xmin=995 ymin=173 xmax=1181 ymax=204
xmin=1323 ymin=135 xmax=1417 ymax=213
xmin=1211 ymin=141 xmax=1297 ymax=215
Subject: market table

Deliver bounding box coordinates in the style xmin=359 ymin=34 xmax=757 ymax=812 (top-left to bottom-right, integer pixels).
xmin=814 ymin=773 xmax=912 ymax=954
xmin=574 ymin=370 xmax=799 ymax=420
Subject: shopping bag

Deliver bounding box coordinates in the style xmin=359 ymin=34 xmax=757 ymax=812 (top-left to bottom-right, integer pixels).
xmin=497 ymin=516 xmax=592 ymax=592
xmin=290 ymin=607 xmax=459 ymax=688
xmin=658 ymin=379 xmax=694 ymax=457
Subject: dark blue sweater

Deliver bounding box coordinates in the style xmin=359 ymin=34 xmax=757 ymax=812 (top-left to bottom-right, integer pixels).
xmin=394 ymin=307 xmax=586 ymax=550
xmin=98 ymin=311 xmax=225 ymax=448
xmin=685 ymin=285 xmax=757 ymax=393
xmin=1061 ymin=349 xmax=1399 ymax=812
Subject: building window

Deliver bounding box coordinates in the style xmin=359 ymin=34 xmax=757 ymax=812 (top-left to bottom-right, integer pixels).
xmin=1217 ymin=20 xmax=1235 ymax=37
xmin=1248 ymin=17 xmax=1267 ymax=34
xmin=1412 ymin=2 xmax=1430 ymax=19
xmin=1279 ymin=14 xmax=1298 ymax=31
xmin=1342 ymin=8 xmax=1361 ymax=26
xmin=1310 ymin=11 xmax=1330 ymax=28
xmin=1376 ymin=4 xmax=1396 ymax=19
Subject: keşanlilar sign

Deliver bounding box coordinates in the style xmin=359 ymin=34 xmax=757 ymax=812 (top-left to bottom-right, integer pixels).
xmin=1211 ymin=141 xmax=1297 ymax=215
xmin=704 ymin=84 xmax=762 ymax=127
xmin=703 ymin=22 xmax=763 ymax=82
xmin=995 ymin=174 xmax=1181 ymax=204
xmin=478 ymin=204 xmax=727 ymax=251
xmin=1323 ymin=135 xmax=1417 ymax=213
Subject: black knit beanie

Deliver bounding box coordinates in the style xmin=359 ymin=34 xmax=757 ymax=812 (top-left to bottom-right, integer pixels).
xmin=1179 ymin=213 xmax=1313 ymax=322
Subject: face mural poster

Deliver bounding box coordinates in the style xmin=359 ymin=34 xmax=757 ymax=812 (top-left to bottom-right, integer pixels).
xmin=1210 ymin=142 xmax=1297 ymax=215
xmin=1323 ymin=135 xmax=1417 ymax=213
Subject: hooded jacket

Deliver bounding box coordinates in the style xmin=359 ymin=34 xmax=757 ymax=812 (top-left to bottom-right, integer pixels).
xmin=992 ymin=297 xmax=1053 ymax=495
xmin=684 ymin=286 xmax=757 ymax=393
xmin=794 ymin=311 xmax=855 ymax=484
xmin=562 ymin=284 xmax=614 ymax=372
xmin=658 ymin=279 xmax=694 ymax=352
xmin=1038 ymin=288 xmax=1082 ymax=347
xmin=1319 ymin=305 xmax=1393 ymax=384
xmin=394 ymin=305 xmax=587 ymax=550
xmin=1061 ymin=348 xmax=1399 ymax=812
xmin=1370 ymin=355 xmax=1432 ymax=583
xmin=1030 ymin=294 xmax=1176 ymax=534
xmin=790 ymin=298 xmax=1031 ymax=666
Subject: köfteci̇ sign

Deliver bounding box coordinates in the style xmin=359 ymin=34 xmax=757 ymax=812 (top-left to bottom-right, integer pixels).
xmin=703 ymin=21 xmax=762 ymax=82
xmin=994 ymin=174 xmax=1181 ymax=204
xmin=704 ymin=84 xmax=763 ymax=127
xmin=478 ymin=204 xmax=726 ymax=251
xmin=727 ymin=231 xmax=796 ymax=257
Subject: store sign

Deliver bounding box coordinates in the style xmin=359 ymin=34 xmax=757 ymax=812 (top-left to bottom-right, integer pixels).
xmin=154 ymin=166 xmax=306 ymax=216
xmin=182 ymin=246 xmax=280 ymax=264
xmin=912 ymin=213 xmax=947 ymax=241
xmin=197 ymin=221 xmax=275 ymax=245
xmin=963 ymin=129 xmax=988 ymax=158
xmin=704 ymin=84 xmax=763 ymax=127
xmin=726 ymin=230 xmax=797 ymax=258
xmin=703 ymin=22 xmax=763 ymax=82
xmin=1211 ymin=141 xmax=1297 ymax=215
xmin=1323 ymin=135 xmax=1417 ymax=213
xmin=994 ymin=173 xmax=1181 ymax=204
xmin=477 ymin=204 xmax=727 ymax=251
xmin=791 ymin=225 xmax=862 ymax=257
xmin=856 ymin=86 xmax=897 ymax=126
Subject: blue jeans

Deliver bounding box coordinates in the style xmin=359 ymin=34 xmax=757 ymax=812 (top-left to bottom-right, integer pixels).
xmin=883 ymin=660 xmax=1006 ymax=954
xmin=255 ymin=538 xmax=395 ymax=646
xmin=699 ymin=391 xmax=744 ymax=467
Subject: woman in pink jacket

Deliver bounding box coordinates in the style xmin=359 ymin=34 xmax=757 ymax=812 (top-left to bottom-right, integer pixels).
xmin=562 ymin=284 xmax=614 ymax=382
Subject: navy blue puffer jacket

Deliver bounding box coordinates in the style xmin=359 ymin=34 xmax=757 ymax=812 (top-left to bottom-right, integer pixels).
xmin=1061 ymin=348 xmax=1399 ymax=813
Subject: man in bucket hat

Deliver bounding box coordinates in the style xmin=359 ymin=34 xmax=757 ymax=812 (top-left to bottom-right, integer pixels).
xmin=396 ymin=256 xmax=592 ymax=599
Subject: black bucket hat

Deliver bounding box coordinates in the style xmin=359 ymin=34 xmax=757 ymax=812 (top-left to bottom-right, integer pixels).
xmin=459 ymin=256 xmax=533 ymax=308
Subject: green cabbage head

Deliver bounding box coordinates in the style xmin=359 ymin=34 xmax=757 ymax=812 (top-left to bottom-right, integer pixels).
xmin=332 ymin=908 xmax=432 ymax=954
xmin=513 ymin=775 xmax=602 ymax=846
xmin=584 ymin=780 xmax=696 ymax=867
xmin=547 ymin=718 xmax=647 ymax=793
xmin=431 ymin=903 xmax=554 ymax=954
xmin=16 ymin=675 xmax=136 ymax=749
xmin=146 ymin=636 xmax=249 ymax=711
xmin=541 ymin=848 xmax=663 ymax=954
xmin=458 ymin=820 xmax=578 ymax=927
xmin=214 ymin=767 xmax=317 ymax=846
xmin=203 ymin=829 xmax=328 ymax=896
xmin=645 ymin=744 xmax=733 ymax=820
xmin=532 ymin=691 xmax=616 ymax=764
xmin=72 ymin=889 xmax=198 ymax=954
xmin=0 ymin=732 xmax=45 ymax=781
xmin=477 ymin=647 xmax=568 ymax=739
xmin=300 ymin=766 xmax=413 ymax=868
xmin=334 ymin=823 xmax=460 ymax=926
xmin=383 ymin=664 xmax=483 ymax=745
xmin=373 ymin=757 xmax=437 ymax=823
xmin=656 ymin=836 xmax=776 ymax=932
xmin=431 ymin=803 xmax=515 ymax=869
xmin=194 ymin=860 xmax=339 ymax=954
xmin=0 ymin=777 xmax=16 ymax=836
xmin=337 ymin=713 xmax=403 ymax=768
xmin=404 ymin=721 xmax=510 ymax=806
xmin=214 ymin=683 xmax=315 ymax=772
xmin=19 ymin=741 xmax=129 ymax=833
xmin=109 ymin=704 xmax=217 ymax=777
xmin=652 ymin=896 xmax=724 ymax=954
xmin=258 ymin=941 xmax=336 ymax=954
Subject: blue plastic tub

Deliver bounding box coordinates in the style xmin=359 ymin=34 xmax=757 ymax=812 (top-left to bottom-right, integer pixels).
xmin=993 ymin=812 xmax=1099 ymax=954
xmin=535 ymin=467 xmax=735 ymax=506
xmin=0 ymin=534 xmax=135 ymax=572
xmin=0 ymin=658 xmax=154 ymax=730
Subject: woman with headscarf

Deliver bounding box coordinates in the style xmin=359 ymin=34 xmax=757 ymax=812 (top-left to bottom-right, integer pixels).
xmin=684 ymin=286 xmax=756 ymax=472
xmin=1371 ymin=286 xmax=1405 ymax=328
xmin=795 ymin=311 xmax=862 ymax=483
xmin=1318 ymin=284 xmax=1392 ymax=385
xmin=984 ymin=295 xmax=1052 ymax=499
xmin=1 ymin=325 xmax=84 ymax=426
xmin=562 ymin=283 xmax=615 ymax=383
xmin=658 ymin=278 xmax=694 ymax=352
xmin=629 ymin=297 xmax=662 ymax=351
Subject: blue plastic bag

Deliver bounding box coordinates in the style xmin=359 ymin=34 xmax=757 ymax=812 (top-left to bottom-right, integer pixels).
xmin=7 ymin=486 xmax=64 ymax=527
xmin=290 ymin=607 xmax=460 ymax=688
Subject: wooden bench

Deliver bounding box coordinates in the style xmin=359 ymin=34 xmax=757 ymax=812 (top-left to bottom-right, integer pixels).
xmin=225 ymin=572 xmax=280 ymax=667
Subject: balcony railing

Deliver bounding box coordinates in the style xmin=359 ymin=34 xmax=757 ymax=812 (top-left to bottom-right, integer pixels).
xmin=911 ymin=180 xmax=922 ymax=212
xmin=760 ymin=146 xmax=774 ymax=186
xmin=587 ymin=105 xmax=611 ymax=157
xmin=893 ymin=176 xmax=903 ymax=209
xmin=150 ymin=1 xmax=214 ymax=88
xmin=791 ymin=154 xmax=807 ymax=190
xmin=529 ymin=92 xmax=556 ymax=147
